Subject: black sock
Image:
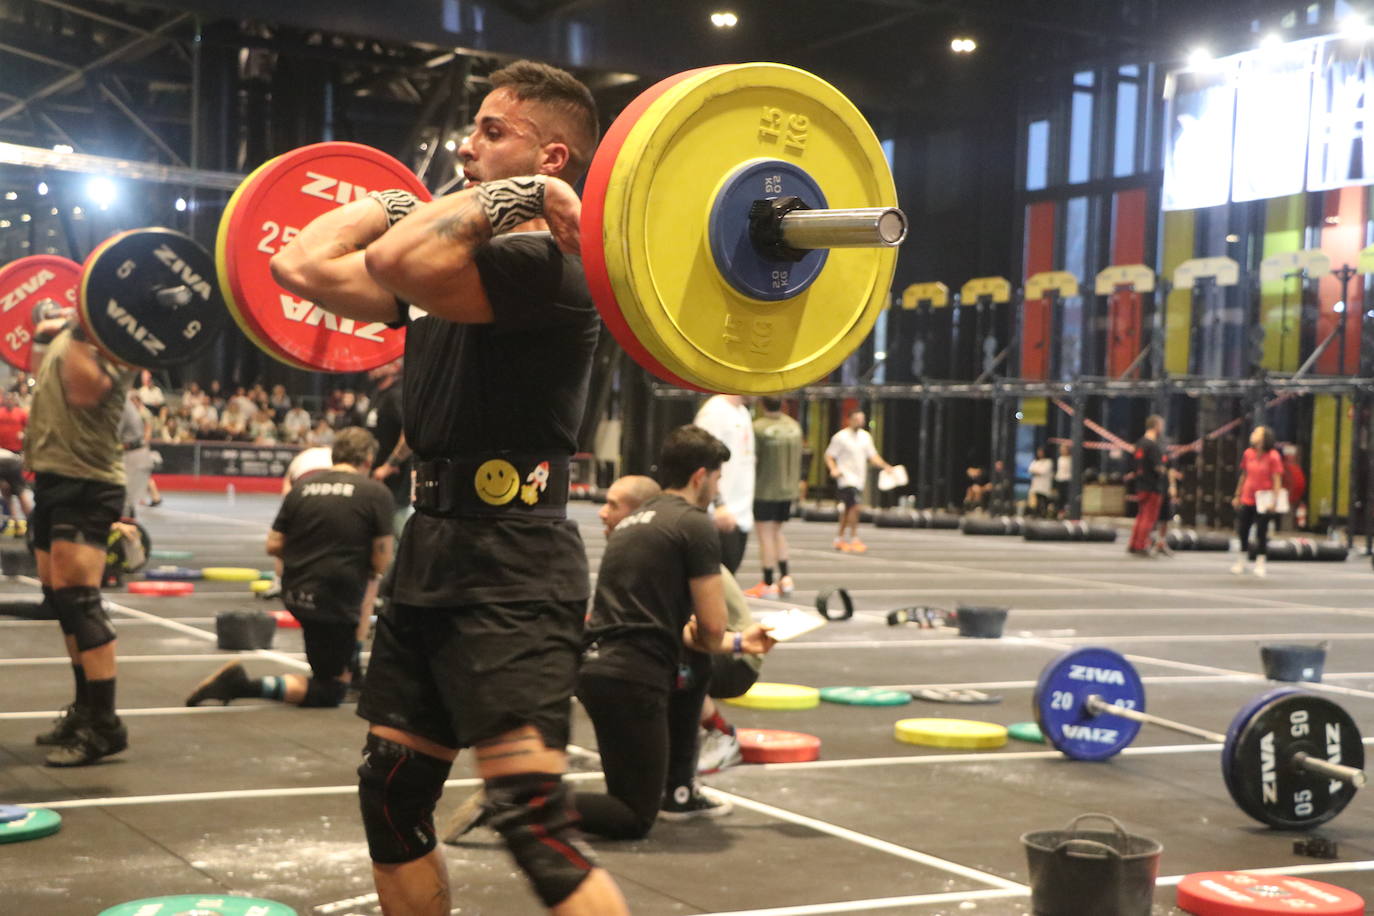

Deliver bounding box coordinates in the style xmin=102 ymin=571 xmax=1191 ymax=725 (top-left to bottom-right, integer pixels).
xmin=86 ymin=678 xmax=116 ymax=720
xmin=71 ymin=665 xmax=88 ymax=707
xmin=762 ymin=567 xmax=774 ymax=585
xmin=778 ymin=560 xmax=790 ymax=577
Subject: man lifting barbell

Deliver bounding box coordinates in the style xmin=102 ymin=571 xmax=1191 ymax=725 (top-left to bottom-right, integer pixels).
xmin=269 ymin=60 xmax=629 ymax=916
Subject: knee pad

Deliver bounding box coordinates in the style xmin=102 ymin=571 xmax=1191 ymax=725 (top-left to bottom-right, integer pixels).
xmin=486 ymin=772 xmax=597 ymax=908
xmin=42 ymin=586 xmax=68 ymax=635
xmin=300 ymin=677 xmax=346 ymax=708
xmin=53 ymin=586 xmax=115 ymax=651
xmin=357 ymin=734 xmax=451 ymax=865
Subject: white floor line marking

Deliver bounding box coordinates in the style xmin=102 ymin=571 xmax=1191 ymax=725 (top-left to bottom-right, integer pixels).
xmin=776 ymin=632 xmax=1374 ymax=651
xmin=0 ymin=653 xmax=303 ymax=666
xmin=0 ymin=616 xmax=216 ymax=626
xmin=145 ymin=506 xmax=271 ymax=529
xmin=699 ymin=788 xmax=1027 ymax=891
xmin=0 ymin=704 xmax=268 ymax=720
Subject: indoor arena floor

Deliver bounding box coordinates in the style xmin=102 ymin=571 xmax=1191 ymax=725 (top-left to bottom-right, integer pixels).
xmin=4 ymin=494 xmax=1374 ymax=915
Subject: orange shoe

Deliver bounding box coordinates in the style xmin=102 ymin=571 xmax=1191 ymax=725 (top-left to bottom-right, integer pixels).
xmin=743 ymin=582 xmax=780 ymax=599
xmin=848 ymin=539 xmax=868 ymax=553
xmin=833 ymin=538 xmax=851 ymax=552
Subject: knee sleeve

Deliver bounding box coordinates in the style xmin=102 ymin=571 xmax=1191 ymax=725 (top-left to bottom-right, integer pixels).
xmin=43 ymin=586 xmax=69 ymax=635
xmin=486 ymin=772 xmax=597 ymax=908
xmin=53 ymin=586 xmax=115 ymax=651
xmin=301 ymin=677 xmax=346 ymax=708
xmin=357 ymin=734 xmax=451 ymax=865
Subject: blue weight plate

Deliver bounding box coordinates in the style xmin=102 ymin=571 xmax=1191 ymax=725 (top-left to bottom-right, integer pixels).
xmin=0 ymin=804 xmax=28 ymax=823
xmin=1219 ymin=686 xmax=1304 ymax=803
xmin=143 ymin=565 xmax=202 ymax=581
xmin=1034 ymin=646 xmax=1144 ymax=761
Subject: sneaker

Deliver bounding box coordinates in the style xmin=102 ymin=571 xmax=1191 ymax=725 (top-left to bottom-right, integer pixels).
xmin=697 ymin=728 xmax=743 ymax=774
xmin=848 ymin=539 xmax=868 ymax=554
xmin=743 ymin=582 xmax=779 ymax=599
xmin=185 ymin=661 xmax=253 ymax=706
xmin=441 ymin=789 xmax=491 ymax=843
xmin=659 ymin=786 xmax=733 ymax=821
xmin=45 ymin=716 xmax=127 ymax=767
xmin=777 ymin=575 xmax=795 ymax=596
xmin=1231 ymin=559 xmax=1247 ymax=575
xmin=832 ymin=538 xmax=850 ymax=552
xmin=35 ymin=703 xmax=85 ymax=746
xmin=1254 ymin=557 xmax=1267 ymax=578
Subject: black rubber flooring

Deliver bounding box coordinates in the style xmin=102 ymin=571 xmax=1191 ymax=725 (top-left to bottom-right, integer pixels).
xmin=3 ymin=494 xmax=1374 ymax=914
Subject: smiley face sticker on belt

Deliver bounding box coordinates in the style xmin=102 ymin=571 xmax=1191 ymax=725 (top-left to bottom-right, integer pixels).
xmin=474 ymin=459 xmax=520 ymax=506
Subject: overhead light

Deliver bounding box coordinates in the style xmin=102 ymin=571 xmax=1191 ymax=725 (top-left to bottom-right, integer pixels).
xmin=51 ymin=144 xmax=73 ymax=154
xmin=48 ymin=207 xmax=57 ymax=216
xmin=175 ymin=197 xmax=187 ymax=212
xmin=1187 ymin=47 xmax=1213 ymax=68
xmin=20 ymin=213 xmax=30 ymax=222
xmin=1259 ymin=33 xmax=1283 ymax=51
xmin=710 ymin=11 xmax=738 ymax=28
xmin=951 ymin=36 xmax=977 ymax=53
xmin=36 ymin=182 xmax=47 ymax=196
xmin=1225 ymin=233 xmax=1239 ymax=243
xmin=1334 ymin=301 xmax=1347 ymax=313
xmin=444 ymin=138 xmax=457 ymax=152
xmin=3 ymin=192 xmax=15 ymax=200
xmin=1325 ymin=215 xmax=1341 ymax=225
xmin=71 ymin=206 xmax=82 ymax=216
xmin=1340 ymin=12 xmax=1369 ymax=35
xmin=0 ymin=220 xmax=9 ymax=229
xmin=87 ymin=176 xmax=116 ymax=209
xmin=418 ymin=142 xmax=429 ymax=151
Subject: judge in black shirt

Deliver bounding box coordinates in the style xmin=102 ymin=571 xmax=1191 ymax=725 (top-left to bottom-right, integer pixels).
xmin=185 ymin=427 xmax=393 ymax=708
xmin=573 ymin=426 xmax=775 ymax=839
xmin=270 ymin=60 xmax=627 ymax=916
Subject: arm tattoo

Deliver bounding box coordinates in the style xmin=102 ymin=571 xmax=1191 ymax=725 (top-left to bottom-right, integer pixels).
xmin=431 ymin=196 xmax=486 ymax=244
xmin=477 ymin=175 xmax=547 ymax=235
xmin=367 ymin=189 xmax=422 ymax=228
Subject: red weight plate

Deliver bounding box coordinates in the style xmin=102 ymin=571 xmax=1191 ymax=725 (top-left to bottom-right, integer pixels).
xmin=736 ymin=728 xmax=821 ymax=764
xmin=270 ymin=609 xmax=301 ymax=629
xmin=0 ymin=255 xmax=82 ymax=371
xmin=1176 ymin=871 xmax=1364 ymax=916
xmin=221 ymin=142 xmax=425 ymax=372
xmin=127 ymin=580 xmax=194 ymax=597
xmin=581 ymin=69 xmax=721 ymax=392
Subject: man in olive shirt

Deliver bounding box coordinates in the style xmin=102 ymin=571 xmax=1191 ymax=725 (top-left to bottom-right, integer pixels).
xmin=744 ymin=397 xmax=803 ymax=598
xmin=26 ymin=308 xmax=137 ymax=766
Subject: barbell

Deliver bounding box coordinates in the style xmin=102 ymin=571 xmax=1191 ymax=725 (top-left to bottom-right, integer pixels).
xmin=0 ymin=63 xmax=905 ymax=394
xmin=1035 ymin=647 xmax=1366 ymax=830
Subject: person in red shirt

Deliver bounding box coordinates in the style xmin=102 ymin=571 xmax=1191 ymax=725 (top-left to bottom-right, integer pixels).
xmin=0 ymin=389 xmax=29 ymax=453
xmin=1231 ymin=426 xmax=1283 ymax=577
xmin=1281 ymin=445 xmax=1306 ymax=528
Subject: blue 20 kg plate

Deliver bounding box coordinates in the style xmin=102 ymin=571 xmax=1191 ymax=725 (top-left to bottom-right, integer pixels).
xmin=1034 ymin=647 xmax=1145 ymax=761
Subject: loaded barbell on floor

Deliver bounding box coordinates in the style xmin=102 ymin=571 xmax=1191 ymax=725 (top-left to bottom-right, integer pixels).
xmin=6 ymin=63 xmax=907 ymax=392
xmin=1034 ymin=647 xmax=1366 ymax=830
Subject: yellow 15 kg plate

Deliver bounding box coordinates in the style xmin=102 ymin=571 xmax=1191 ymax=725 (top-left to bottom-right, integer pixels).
xmin=894 ymin=718 xmax=1008 ymax=749
xmin=599 ymin=63 xmax=898 ymax=394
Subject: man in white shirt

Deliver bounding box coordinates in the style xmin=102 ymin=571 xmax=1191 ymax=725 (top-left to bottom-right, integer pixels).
xmin=824 ymin=410 xmax=892 ymax=553
xmin=693 ymin=394 xmax=755 ymax=573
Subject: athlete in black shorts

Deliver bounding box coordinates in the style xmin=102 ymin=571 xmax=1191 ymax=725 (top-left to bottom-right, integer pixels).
xmin=185 ymin=427 xmax=393 ymax=708
xmin=272 ymin=60 xmax=627 ymax=915
xmin=25 ymin=304 xmax=136 ymax=766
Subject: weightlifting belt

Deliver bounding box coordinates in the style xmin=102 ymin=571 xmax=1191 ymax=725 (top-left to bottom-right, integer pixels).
xmin=414 ymin=454 xmax=569 ymax=519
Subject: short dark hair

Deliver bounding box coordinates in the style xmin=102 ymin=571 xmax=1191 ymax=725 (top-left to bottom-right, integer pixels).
xmin=489 ymin=60 xmax=599 ymax=181
xmin=331 ymin=426 xmax=378 ymax=468
xmin=658 ymin=425 xmax=730 ymax=489
xmin=761 ymin=396 xmax=783 ymax=412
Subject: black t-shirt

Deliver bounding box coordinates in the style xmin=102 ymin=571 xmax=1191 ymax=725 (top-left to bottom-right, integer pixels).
xmin=391 ymin=231 xmax=600 ymax=607
xmin=272 ymin=468 xmax=393 ymax=622
xmin=366 ymin=381 xmax=409 ymax=509
xmin=582 ymin=492 xmax=722 ymax=688
xmin=1134 ymin=436 xmax=1166 ymax=493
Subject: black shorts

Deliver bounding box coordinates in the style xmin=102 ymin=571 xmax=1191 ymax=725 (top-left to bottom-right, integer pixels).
xmin=752 ymin=499 xmax=792 ymax=523
xmin=838 ymin=486 xmax=861 ymax=509
xmin=707 ymin=656 xmax=760 ymax=699
xmin=357 ymin=598 xmax=585 ymax=750
xmin=0 ymin=457 xmax=25 ymax=498
xmin=300 ymin=619 xmax=357 ymax=681
xmin=30 ymin=471 xmax=124 ymax=552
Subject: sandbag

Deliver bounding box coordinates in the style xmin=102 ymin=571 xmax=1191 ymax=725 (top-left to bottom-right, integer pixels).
xmin=1165 ymin=530 xmax=1231 ymax=551
xmin=961 ymin=516 xmax=1023 ymax=536
xmin=875 ymin=508 xmax=917 ymax=529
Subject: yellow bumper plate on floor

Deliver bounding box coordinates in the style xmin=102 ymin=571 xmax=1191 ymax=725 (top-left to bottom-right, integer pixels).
xmin=724 ymin=682 xmax=820 ymax=710
xmin=201 ymin=567 xmax=262 ymax=582
xmin=249 ymin=579 xmax=274 ymax=594
xmin=894 ymin=718 xmax=1007 ymax=749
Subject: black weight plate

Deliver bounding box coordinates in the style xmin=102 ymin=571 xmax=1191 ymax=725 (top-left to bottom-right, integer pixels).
xmin=1223 ymin=691 xmax=1364 ymax=829
xmin=79 ymin=228 xmax=224 ymax=369
xmin=1221 ymin=687 xmax=1300 ymax=803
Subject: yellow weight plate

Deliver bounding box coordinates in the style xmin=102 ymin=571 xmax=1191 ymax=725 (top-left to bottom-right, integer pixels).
xmin=249 ymin=579 xmax=274 ymax=594
xmin=723 ymin=682 xmax=820 ymax=711
xmin=601 ymin=63 xmax=898 ymax=394
xmin=201 ymin=567 xmax=262 ymax=582
xmin=894 ymin=718 xmax=1008 ymax=749
xmin=214 ymin=155 xmax=313 ymax=370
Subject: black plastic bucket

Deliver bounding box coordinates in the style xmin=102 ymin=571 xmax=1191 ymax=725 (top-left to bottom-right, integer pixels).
xmin=1261 ymin=643 xmax=1326 ymax=683
xmin=954 ymin=604 xmax=1008 ymax=638
xmin=1021 ymin=813 xmax=1162 ymax=916
xmin=216 ymin=610 xmax=276 ymax=651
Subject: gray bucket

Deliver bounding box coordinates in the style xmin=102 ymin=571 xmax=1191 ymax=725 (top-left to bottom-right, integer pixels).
xmin=215 ymin=610 xmax=276 ymax=651
xmin=954 ymin=604 xmax=1008 ymax=638
xmin=1261 ymin=643 xmax=1326 ymax=683
xmin=1021 ymin=813 xmax=1162 ymax=916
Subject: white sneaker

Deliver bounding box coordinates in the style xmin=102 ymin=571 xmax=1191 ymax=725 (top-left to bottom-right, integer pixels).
xmin=1254 ymin=557 xmax=1267 ymax=578
xmin=696 ymin=727 xmax=743 ymax=774
xmin=777 ymin=575 xmax=795 ymax=596
xmin=1230 ymin=559 xmax=1246 ymax=575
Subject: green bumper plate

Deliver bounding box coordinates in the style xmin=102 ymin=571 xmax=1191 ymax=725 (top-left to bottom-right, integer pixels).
xmin=99 ymin=896 xmax=297 ymax=915
xmin=1008 ymin=721 xmax=1045 ymax=744
xmin=150 ymin=549 xmax=194 ymax=561
xmin=0 ymin=806 xmax=61 ymax=844
xmin=819 ymin=686 xmax=912 ymax=706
